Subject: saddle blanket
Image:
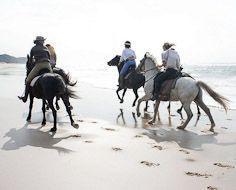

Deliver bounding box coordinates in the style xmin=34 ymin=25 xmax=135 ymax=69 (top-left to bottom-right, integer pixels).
xmin=30 ymin=75 xmax=42 ymax=87
xmin=159 ymin=78 xmax=179 ymax=101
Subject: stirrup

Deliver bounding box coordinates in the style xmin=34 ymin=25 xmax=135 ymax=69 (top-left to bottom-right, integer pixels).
xmin=18 ymin=96 xmax=27 ymax=103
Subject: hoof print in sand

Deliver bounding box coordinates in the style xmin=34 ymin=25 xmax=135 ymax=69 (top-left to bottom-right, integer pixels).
xmin=207 ymin=186 xmax=218 ymax=190
xmin=112 ymin=147 xmax=122 ymax=151
xmin=140 ymin=161 xmax=160 ymax=167
xmin=214 ymin=163 xmax=235 ymax=169
xmin=84 ymin=140 xmax=93 ymax=143
xmin=185 ymin=172 xmax=212 ymax=178
xmin=152 ymin=145 xmax=163 ymax=150
xmin=179 ymin=149 xmax=190 ymax=154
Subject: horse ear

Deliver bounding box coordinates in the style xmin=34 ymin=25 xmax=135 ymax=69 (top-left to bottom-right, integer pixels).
xmin=27 ymin=54 xmax=30 ymax=60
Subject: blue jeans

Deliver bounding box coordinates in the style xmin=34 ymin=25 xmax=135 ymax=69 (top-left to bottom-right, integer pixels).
xmin=119 ymin=60 xmax=136 ymax=76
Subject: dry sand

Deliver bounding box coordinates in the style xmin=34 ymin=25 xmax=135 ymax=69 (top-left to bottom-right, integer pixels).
xmin=0 ymin=64 xmax=236 ymax=190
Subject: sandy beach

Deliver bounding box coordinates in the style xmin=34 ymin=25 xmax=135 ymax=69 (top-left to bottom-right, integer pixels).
xmin=0 ymin=63 xmax=236 ymax=190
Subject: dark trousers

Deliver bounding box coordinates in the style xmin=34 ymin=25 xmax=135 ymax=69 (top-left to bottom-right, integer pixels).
xmin=153 ymin=68 xmax=178 ymax=95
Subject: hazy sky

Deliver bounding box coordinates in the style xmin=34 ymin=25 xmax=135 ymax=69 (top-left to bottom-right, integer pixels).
xmin=1 ymin=0 xmax=236 ymax=65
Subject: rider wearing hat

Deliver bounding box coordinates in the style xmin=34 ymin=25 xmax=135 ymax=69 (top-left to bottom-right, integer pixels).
xmin=18 ymin=36 xmax=52 ymax=102
xmin=119 ymin=41 xmax=136 ymax=88
xmin=152 ymin=42 xmax=180 ymax=100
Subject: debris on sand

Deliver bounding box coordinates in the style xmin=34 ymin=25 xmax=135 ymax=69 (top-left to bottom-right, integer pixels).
xmin=185 ymin=172 xmax=212 ymax=178
xmin=72 ymin=134 xmax=81 ymax=138
xmin=214 ymin=163 xmax=235 ymax=169
xmin=112 ymin=147 xmax=122 ymax=151
xmin=140 ymin=161 xmax=160 ymax=167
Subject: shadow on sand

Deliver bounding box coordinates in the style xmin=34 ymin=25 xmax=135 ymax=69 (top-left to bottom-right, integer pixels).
xmin=2 ymin=123 xmax=74 ymax=154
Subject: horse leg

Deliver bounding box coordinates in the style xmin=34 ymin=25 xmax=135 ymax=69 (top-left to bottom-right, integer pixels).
xmin=194 ymin=98 xmax=215 ymax=132
xmin=116 ymin=87 xmax=123 ymax=102
xmin=136 ymin=95 xmax=149 ymax=117
xmin=26 ymin=95 xmax=34 ymax=122
xmin=144 ymin=101 xmax=149 ymax=112
xmin=55 ymin=96 xmax=60 ymax=110
xmin=177 ymin=105 xmax=184 ymax=119
xmin=41 ymin=100 xmax=46 ymax=126
xmin=120 ymin=88 xmax=127 ymax=104
xmin=148 ymin=100 xmax=160 ymax=125
xmin=132 ymin=89 xmax=139 ymax=107
xmin=48 ymin=99 xmax=57 ymax=132
xmin=167 ymin=101 xmax=171 ymax=116
xmin=196 ymin=104 xmax=201 ymax=115
xmin=61 ymin=95 xmax=79 ymax=129
xmin=177 ymin=102 xmax=193 ymax=130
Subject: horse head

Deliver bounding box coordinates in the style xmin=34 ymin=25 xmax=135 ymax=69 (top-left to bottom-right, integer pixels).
xmin=107 ymin=55 xmax=121 ymax=66
xmin=26 ymin=54 xmax=34 ymax=76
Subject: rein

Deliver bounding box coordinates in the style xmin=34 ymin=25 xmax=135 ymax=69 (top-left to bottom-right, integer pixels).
xmin=144 ymin=67 xmax=157 ymax=73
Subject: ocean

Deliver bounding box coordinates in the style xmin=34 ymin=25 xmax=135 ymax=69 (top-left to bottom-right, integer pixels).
xmin=64 ymin=62 xmax=236 ymax=110
xmin=3 ymin=61 xmax=236 ymax=110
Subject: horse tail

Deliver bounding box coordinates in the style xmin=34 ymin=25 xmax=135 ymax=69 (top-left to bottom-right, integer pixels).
xmin=197 ymin=81 xmax=229 ymax=112
xmin=53 ymin=68 xmax=77 ymax=86
xmin=65 ymin=86 xmax=79 ymax=99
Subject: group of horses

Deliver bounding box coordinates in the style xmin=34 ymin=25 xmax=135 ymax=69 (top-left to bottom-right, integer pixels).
xmin=107 ymin=52 xmax=229 ymax=132
xmin=22 ymin=52 xmax=229 ymax=133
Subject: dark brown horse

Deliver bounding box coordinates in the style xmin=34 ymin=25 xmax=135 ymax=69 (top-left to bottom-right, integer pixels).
xmin=107 ymin=55 xmax=148 ymax=111
xmin=25 ymin=55 xmax=79 ymax=132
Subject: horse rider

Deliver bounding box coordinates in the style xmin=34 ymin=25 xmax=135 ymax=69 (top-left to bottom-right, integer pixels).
xmin=119 ymin=41 xmax=136 ymax=88
xmin=152 ymin=42 xmax=180 ymax=100
xmin=46 ymin=44 xmax=57 ymax=68
xmin=18 ymin=36 xmax=53 ymax=103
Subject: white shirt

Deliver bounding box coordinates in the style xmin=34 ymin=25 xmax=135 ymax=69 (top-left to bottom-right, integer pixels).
xmin=120 ymin=48 xmax=136 ymax=62
xmin=161 ymin=48 xmax=180 ymax=70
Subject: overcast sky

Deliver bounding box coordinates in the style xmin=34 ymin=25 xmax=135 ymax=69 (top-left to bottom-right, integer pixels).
xmin=1 ymin=0 xmax=236 ymax=65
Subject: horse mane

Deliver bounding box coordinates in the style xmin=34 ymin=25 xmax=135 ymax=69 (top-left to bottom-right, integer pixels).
xmin=145 ymin=52 xmax=158 ymax=66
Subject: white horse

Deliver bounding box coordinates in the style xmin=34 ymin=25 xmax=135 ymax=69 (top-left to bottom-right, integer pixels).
xmin=136 ymin=52 xmax=229 ymax=132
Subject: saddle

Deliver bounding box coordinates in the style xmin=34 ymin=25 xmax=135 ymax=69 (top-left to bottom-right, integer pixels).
xmin=124 ymin=65 xmax=136 ymax=80
xmin=159 ymin=77 xmax=179 ymax=101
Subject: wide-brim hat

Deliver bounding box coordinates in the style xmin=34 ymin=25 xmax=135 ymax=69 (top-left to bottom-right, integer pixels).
xmin=33 ymin=36 xmax=46 ymax=43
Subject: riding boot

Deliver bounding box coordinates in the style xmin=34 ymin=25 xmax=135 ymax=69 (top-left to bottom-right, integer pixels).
xmin=119 ymin=75 xmax=125 ymax=89
xmin=151 ymin=83 xmax=160 ymax=101
xmin=18 ymin=83 xmax=30 ymax=103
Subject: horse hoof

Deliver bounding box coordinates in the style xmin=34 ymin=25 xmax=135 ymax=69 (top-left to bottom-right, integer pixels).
xmin=50 ymin=127 xmax=57 ymax=132
xmin=70 ymin=106 xmax=73 ymax=110
xmin=56 ymin=106 xmax=60 ymax=110
xmin=177 ymin=126 xmax=185 ymax=130
xmin=120 ymin=100 xmax=124 ymax=104
xmin=148 ymin=120 xmax=154 ymax=125
xmin=209 ymin=128 xmax=214 ymax=132
xmin=41 ymin=121 xmax=46 ymax=126
xmin=137 ymin=112 xmax=141 ymax=117
xmin=72 ymin=123 xmax=79 ymax=129
xmin=26 ymin=118 xmax=31 ymax=122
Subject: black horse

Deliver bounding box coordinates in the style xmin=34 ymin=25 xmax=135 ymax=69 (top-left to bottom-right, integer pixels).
xmin=25 ymin=56 xmax=79 ymax=132
xmin=107 ymin=55 xmax=148 ymax=110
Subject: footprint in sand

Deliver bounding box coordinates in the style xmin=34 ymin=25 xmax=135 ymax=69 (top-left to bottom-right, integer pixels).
xmin=185 ymin=172 xmax=212 ymax=178
xmin=214 ymin=163 xmax=235 ymax=169
xmin=112 ymin=147 xmax=122 ymax=151
xmin=179 ymin=149 xmax=190 ymax=154
xmin=102 ymin=127 xmax=116 ymax=131
xmin=84 ymin=140 xmax=93 ymax=143
xmin=221 ymin=127 xmax=228 ymax=129
xmin=152 ymin=145 xmax=163 ymax=150
xmin=140 ymin=161 xmax=160 ymax=167
xmin=207 ymin=186 xmax=218 ymax=190
xmin=185 ymin=158 xmax=195 ymax=162
xmin=78 ymin=119 xmax=84 ymax=122
xmin=134 ymin=135 xmax=143 ymax=138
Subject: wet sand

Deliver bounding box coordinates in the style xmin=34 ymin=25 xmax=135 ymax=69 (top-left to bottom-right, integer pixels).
xmin=0 ymin=64 xmax=236 ymax=190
